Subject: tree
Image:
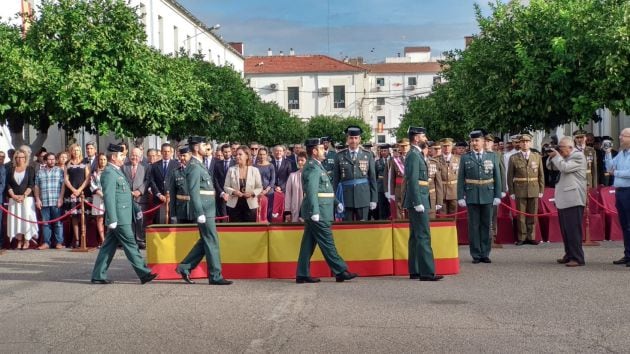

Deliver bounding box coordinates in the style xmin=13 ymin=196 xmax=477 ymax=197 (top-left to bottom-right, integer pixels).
xmin=306 ymin=115 xmax=372 ymax=145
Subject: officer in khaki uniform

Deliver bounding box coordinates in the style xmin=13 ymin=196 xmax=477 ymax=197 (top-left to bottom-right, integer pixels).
xmin=426 ymin=143 xmax=444 ymax=219
xmin=333 ymin=126 xmax=377 ymax=221
xmin=507 ymin=133 xmax=544 ymax=245
xmin=296 ymin=138 xmax=358 ymax=283
xmin=168 ymin=146 xmax=193 ymax=224
xmin=437 ymin=138 xmax=460 ymax=216
xmin=457 ymin=130 xmax=502 ymax=264
xmin=91 ymin=144 xmax=157 ymax=285
xmin=385 ymin=139 xmax=410 ymax=219
xmin=574 ymin=130 xmax=598 ymax=188
xmin=175 ymin=136 xmax=232 ymax=285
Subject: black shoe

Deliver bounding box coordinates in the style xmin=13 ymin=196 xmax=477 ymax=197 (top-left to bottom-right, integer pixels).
xmin=526 ymin=240 xmax=540 ymax=245
xmin=409 ymin=274 xmax=420 ymax=280
xmin=419 ymin=275 xmax=444 ymax=281
xmin=335 ymin=271 xmax=358 ymax=282
xmin=140 ymin=273 xmax=158 ymax=284
xmin=472 ymin=259 xmax=481 ymax=264
xmin=91 ymin=279 xmax=112 ymax=284
xmin=515 ymin=241 xmax=525 ymax=246
xmin=557 ymin=258 xmax=570 ymax=264
xmin=613 ymin=258 xmax=629 ymax=265
xmin=296 ymin=276 xmax=321 ymax=284
xmin=175 ymin=269 xmax=195 ymax=284
xmin=480 ymin=257 xmax=492 ymax=264
xmin=209 ymin=279 xmax=233 ymax=285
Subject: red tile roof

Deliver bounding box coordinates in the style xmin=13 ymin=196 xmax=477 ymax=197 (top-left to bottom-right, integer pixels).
xmin=404 ymin=46 xmax=431 ymax=53
xmin=361 ymin=62 xmax=443 ymax=74
xmin=245 ymin=55 xmax=365 ymax=74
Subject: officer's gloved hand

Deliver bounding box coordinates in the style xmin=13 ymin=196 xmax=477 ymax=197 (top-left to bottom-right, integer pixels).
xmin=501 ymin=192 xmax=506 ymax=198
xmin=369 ymin=202 xmax=377 ymax=210
xmin=414 ymin=204 xmax=425 ymax=213
xmin=197 ymin=215 xmax=206 ymax=224
xmin=435 ymin=204 xmax=442 ymax=211
xmin=170 ymin=217 xmax=178 ymax=224
xmin=337 ymin=204 xmax=344 ymax=213
xmin=538 ymin=193 xmax=543 ymax=198
xmin=493 ymin=198 xmax=501 ymax=206
xmin=510 ymin=194 xmax=516 ymax=200
xmin=311 ymin=214 xmax=320 ymax=222
xmin=108 ymin=222 xmax=117 ymax=230
xmin=457 ymin=199 xmax=466 ymax=208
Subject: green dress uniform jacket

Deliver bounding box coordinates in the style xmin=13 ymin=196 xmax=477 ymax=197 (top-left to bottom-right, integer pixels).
xmin=457 ymin=151 xmax=502 ymax=261
xmin=297 ymin=158 xmax=348 ymax=277
xmin=91 ymin=164 xmax=153 ymax=282
xmin=322 ymin=149 xmax=337 ymax=178
xmin=375 ymin=158 xmax=387 ymax=193
xmin=176 ymin=157 xmax=225 ymax=282
xmin=402 ymin=147 xmax=436 ymax=277
xmin=168 ymin=165 xmax=193 ymax=222
xmin=333 ymin=148 xmax=377 ymax=220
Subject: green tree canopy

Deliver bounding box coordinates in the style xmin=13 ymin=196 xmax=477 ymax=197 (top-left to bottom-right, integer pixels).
xmin=306 ymin=115 xmax=372 ymax=145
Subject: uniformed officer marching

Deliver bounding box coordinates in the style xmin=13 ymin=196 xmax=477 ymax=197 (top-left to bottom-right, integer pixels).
xmin=321 ymin=136 xmax=337 ymax=179
xmin=507 ymin=133 xmax=544 ymax=245
xmin=437 ymin=138 xmax=460 ymax=216
xmin=90 ymin=144 xmax=158 ymax=285
xmin=375 ymin=144 xmax=391 ymax=220
xmin=168 ymin=146 xmax=193 ymax=224
xmin=175 ymin=136 xmax=232 ymax=285
xmin=333 ymin=126 xmax=377 ymax=221
xmin=296 ymin=138 xmax=358 ymax=283
xmin=404 ymin=126 xmax=442 ymax=281
xmin=574 ymin=130 xmax=598 ymax=188
xmin=457 ymin=130 xmax=502 ymax=264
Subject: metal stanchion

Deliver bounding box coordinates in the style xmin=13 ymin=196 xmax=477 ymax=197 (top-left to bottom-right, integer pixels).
xmin=72 ymin=194 xmax=95 ymax=252
xmin=164 ymin=194 xmax=170 ymax=224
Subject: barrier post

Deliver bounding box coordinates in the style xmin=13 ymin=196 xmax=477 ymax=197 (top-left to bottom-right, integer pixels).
xmin=72 ymin=194 xmax=95 ymax=253
xmin=583 ymin=190 xmax=599 ymax=246
xmin=165 ymin=194 xmax=170 ymax=225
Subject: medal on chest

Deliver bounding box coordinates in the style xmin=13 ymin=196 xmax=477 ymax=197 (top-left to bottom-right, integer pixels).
xmin=483 ymin=160 xmax=494 ymax=174
xmin=359 ymin=160 xmax=368 ymax=175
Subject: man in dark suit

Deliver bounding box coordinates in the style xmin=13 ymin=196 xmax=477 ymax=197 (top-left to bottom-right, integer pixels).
xmin=213 ymin=144 xmax=234 ymax=217
xmin=149 ymin=143 xmax=178 ymax=224
xmin=203 ymin=143 xmax=217 ymax=174
xmin=83 ymin=141 xmax=98 ymax=172
xmin=123 ymin=147 xmax=149 ymax=249
xmin=272 ymin=145 xmax=294 ymax=193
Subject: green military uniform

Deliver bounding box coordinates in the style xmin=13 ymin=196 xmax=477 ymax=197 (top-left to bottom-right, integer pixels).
xmin=168 ymin=164 xmax=193 ymax=223
xmin=176 ymin=157 xmax=226 ymax=282
xmin=333 ymin=148 xmax=377 ymax=221
xmin=457 ymin=147 xmax=502 ymax=262
xmin=91 ymin=163 xmax=154 ymax=282
xmin=375 ymin=155 xmax=390 ymax=220
xmin=507 ymin=149 xmax=544 ymax=243
xmin=322 ymin=149 xmax=337 ymax=179
xmin=297 ymin=157 xmax=349 ymax=278
xmin=403 ymin=146 xmax=437 ymax=277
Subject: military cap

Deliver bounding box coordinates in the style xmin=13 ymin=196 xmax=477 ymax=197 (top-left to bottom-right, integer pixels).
xmin=407 ymin=126 xmax=427 ymax=136
xmin=178 ymin=146 xmax=190 ymax=154
xmin=187 ymin=136 xmax=204 ymax=145
xmin=484 ymin=133 xmax=495 ymax=142
xmin=438 ymin=138 xmax=454 ymax=146
xmin=345 ymin=126 xmax=363 ymax=136
xmin=510 ymin=134 xmax=522 ymax=143
xmin=455 ymin=141 xmax=468 ymax=148
xmin=107 ymin=143 xmax=124 ymax=153
xmin=602 ymin=135 xmax=614 ymax=141
xmin=573 ymin=129 xmax=587 ymax=137
xmin=469 ymin=130 xmax=485 ymax=139
xmin=520 ymin=133 xmax=533 ymax=141
xmin=320 ymin=136 xmax=331 ymax=142
xmin=397 ymin=138 xmax=410 ymax=146
xmin=379 ymin=144 xmax=391 ymax=149
xmin=304 ymin=138 xmax=322 ymax=147
xmin=593 ymin=136 xmax=603 ymax=143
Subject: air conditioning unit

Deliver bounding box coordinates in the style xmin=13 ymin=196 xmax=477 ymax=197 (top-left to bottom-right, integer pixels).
xmin=269 ymin=83 xmax=279 ymax=90
xmin=375 ymin=105 xmax=382 ymax=111
xmin=406 ymin=85 xmax=415 ymax=90
xmin=318 ymin=87 xmax=330 ymax=95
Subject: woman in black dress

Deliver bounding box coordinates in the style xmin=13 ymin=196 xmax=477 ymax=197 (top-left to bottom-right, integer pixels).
xmin=64 ymin=144 xmax=91 ymax=248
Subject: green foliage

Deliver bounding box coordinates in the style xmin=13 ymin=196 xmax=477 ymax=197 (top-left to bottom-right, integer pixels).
xmin=306 ymin=115 xmax=372 ymax=144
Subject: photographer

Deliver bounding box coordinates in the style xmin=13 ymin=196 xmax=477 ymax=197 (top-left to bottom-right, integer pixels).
xmin=605 ymin=128 xmax=630 ymax=266
xmin=546 ymin=137 xmax=586 ymax=267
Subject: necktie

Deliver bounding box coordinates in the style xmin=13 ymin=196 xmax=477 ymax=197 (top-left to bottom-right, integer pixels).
xmin=477 ymin=153 xmax=482 ymax=162
xmin=224 ymin=161 xmax=229 ymax=173
xmin=351 ymin=151 xmax=356 ymax=160
xmin=163 ymin=161 xmax=167 ymax=176
xmin=131 ymin=165 xmax=137 ymax=179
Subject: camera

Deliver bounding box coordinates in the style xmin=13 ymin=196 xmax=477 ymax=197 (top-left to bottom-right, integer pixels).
xmin=602 ymin=140 xmax=613 ymax=150
xmin=542 ymin=144 xmax=556 ymax=154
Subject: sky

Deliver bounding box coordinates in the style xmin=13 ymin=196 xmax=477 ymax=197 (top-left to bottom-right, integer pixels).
xmin=177 ymin=0 xmax=493 ymax=63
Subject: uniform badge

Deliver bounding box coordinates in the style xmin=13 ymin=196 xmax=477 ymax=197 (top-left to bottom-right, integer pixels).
xmin=328 ymin=158 xmax=334 ymax=164
xmin=359 ymin=160 xmax=368 ymax=175
xmin=530 ymin=161 xmax=538 ymax=170
xmin=483 ymin=160 xmax=494 ymax=174
xmin=429 ymin=163 xmax=437 ymax=176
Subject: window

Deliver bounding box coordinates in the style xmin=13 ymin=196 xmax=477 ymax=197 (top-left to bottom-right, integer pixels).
xmin=173 ymin=26 xmax=178 ymax=54
xmin=377 ymin=116 xmax=386 ymax=125
xmin=333 ymin=86 xmax=345 ymax=108
xmin=376 ymin=78 xmax=385 ymax=86
xmin=288 ymin=87 xmax=299 ymax=110
xmin=408 ymin=77 xmax=417 ymax=86
xmin=433 ymin=76 xmax=442 ymax=85
xmin=376 ymin=97 xmax=385 ymax=105
xmin=377 ymin=116 xmax=385 ymax=133
xmin=377 ymin=135 xmax=386 ymax=143
xmin=157 ymin=16 xmax=164 ymax=52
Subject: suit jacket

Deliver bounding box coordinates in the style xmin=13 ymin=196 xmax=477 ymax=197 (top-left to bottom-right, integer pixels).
xmin=213 ymin=158 xmax=235 ymax=197
xmin=507 ymin=151 xmax=545 ymax=198
xmin=101 ymin=164 xmax=134 ymax=226
xmin=224 ymin=165 xmax=263 ymax=209
xmin=284 ymin=170 xmax=304 ymax=222
xmin=123 ymin=162 xmax=148 ymax=205
xmin=547 ymin=151 xmax=586 ymax=209
xmin=149 ymin=158 xmax=179 ymax=200
xmin=272 ymin=158 xmax=293 ymax=192
xmin=457 ymin=150 xmax=502 ymax=204
xmin=82 ymin=156 xmax=98 ymax=174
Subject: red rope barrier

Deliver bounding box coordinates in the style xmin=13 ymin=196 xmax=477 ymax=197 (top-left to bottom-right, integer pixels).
xmin=436 ymin=210 xmax=468 ymax=217
xmin=0 ymin=203 xmax=81 ymax=224
xmin=588 ymin=194 xmax=618 ymax=215
xmin=500 ymin=201 xmax=557 ymax=217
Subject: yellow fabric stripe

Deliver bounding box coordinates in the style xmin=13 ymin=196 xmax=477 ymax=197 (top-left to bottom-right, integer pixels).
xmin=268 ymin=228 xmax=325 ymax=262
xmin=393 ymin=224 xmax=458 ymax=259
xmin=333 ymin=228 xmax=393 ymax=261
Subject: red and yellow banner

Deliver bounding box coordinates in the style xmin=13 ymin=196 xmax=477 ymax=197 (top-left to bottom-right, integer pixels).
xmin=393 ymin=221 xmax=459 ymax=275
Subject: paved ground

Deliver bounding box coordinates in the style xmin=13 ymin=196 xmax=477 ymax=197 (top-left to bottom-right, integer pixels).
xmin=1 ymin=241 xmax=629 ymax=353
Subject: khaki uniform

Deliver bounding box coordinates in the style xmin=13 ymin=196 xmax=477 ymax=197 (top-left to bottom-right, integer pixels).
xmin=427 ymin=157 xmax=443 ymax=219
xmin=578 ymin=146 xmax=598 ymax=188
xmin=437 ymin=154 xmax=460 ymax=215
xmin=507 ymin=151 xmax=545 ymax=242
xmin=385 ymin=155 xmax=407 ymax=219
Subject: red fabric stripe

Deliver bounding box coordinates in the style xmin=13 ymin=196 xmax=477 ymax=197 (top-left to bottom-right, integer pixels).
xmin=269 ymin=261 xmax=331 ymax=279
xmin=392 ymin=221 xmax=455 ymax=228
xmin=331 ymin=223 xmax=392 ymax=230
xmin=393 ymin=258 xmax=459 ymax=276
xmin=148 ymin=263 xmax=269 ymax=280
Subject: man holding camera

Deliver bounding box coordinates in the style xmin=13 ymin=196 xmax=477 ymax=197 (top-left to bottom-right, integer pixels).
xmin=606 ymin=128 xmax=630 ymax=266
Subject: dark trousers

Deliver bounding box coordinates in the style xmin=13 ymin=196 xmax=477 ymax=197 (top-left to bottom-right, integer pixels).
xmin=296 ymin=220 xmax=347 ymax=277
xmin=133 ymin=204 xmax=147 ymax=245
xmin=616 ymin=187 xmax=630 ymax=259
xmin=343 ymin=207 xmax=368 ymax=221
xmin=378 ymin=192 xmax=390 ymax=220
xmin=177 ymin=218 xmax=224 ymax=282
xmin=216 ymin=197 xmax=227 ymax=217
xmin=558 ymin=205 xmax=585 ymax=265
xmin=227 ymin=198 xmax=257 ymax=222
xmin=467 ymin=203 xmax=493 ymax=260
xmin=91 ymin=224 xmax=152 ymax=281
xmin=407 ymin=208 xmax=436 ymax=276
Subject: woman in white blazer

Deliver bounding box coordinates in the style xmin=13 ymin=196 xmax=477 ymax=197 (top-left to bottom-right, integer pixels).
xmin=224 ymin=147 xmax=263 ymax=222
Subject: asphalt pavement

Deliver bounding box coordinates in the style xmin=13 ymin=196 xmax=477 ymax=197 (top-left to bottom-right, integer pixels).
xmin=1 ymin=241 xmax=629 ymax=353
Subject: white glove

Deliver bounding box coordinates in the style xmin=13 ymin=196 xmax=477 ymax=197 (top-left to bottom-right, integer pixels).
xmin=197 ymin=215 xmax=206 ymax=224
xmin=435 ymin=205 xmax=442 ymax=211
xmin=501 ymin=192 xmax=506 ymax=198
xmin=369 ymin=202 xmax=377 ymax=210
xmin=384 ymin=192 xmax=392 ymax=200
xmin=136 ymin=212 xmax=143 ymax=220
xmin=538 ymin=193 xmax=543 ymax=198
xmin=108 ymin=222 xmax=117 ymax=230
xmin=311 ymin=214 xmax=320 ymax=222
xmin=414 ymin=204 xmax=425 ymax=213
xmin=337 ymin=204 xmax=344 ymax=213
xmin=170 ymin=217 xmax=178 ymax=224
xmin=493 ymin=198 xmax=501 ymax=206
xmin=510 ymin=194 xmax=516 ymax=200
xmin=272 ymin=213 xmax=279 ymax=218
xmin=457 ymin=199 xmax=466 ymax=207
